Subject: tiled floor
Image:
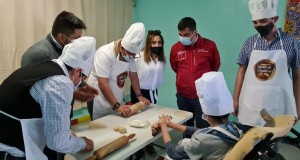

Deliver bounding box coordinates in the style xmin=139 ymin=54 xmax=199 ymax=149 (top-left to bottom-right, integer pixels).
xmin=129 ymin=130 xmax=300 ymax=160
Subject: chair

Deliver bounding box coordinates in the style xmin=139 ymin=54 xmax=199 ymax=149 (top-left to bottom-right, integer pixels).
xmin=223 ymin=115 xmax=296 ymax=160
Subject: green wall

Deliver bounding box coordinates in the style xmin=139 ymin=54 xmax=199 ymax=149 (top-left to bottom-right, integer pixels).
xmin=133 ymin=0 xmax=300 ymax=133
xmin=133 ymin=0 xmax=287 ymax=108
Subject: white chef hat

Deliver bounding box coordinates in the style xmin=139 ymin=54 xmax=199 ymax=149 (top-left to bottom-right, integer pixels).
xmin=195 ymin=72 xmax=233 ymax=116
xmin=59 ymin=36 xmax=96 ymax=76
xmin=121 ymin=22 xmax=145 ymax=54
xmin=249 ymin=0 xmax=278 ymax=21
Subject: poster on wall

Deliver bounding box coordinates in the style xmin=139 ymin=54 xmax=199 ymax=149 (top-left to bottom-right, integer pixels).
xmin=284 ymin=0 xmax=300 ymax=40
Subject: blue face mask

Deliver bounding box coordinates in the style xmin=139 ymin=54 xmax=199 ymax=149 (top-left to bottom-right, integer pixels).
xmin=121 ymin=53 xmax=130 ymax=62
xmin=179 ymin=36 xmax=192 ymax=46
xmin=179 ymin=31 xmax=195 ymax=46
xmin=121 ymin=50 xmax=134 ymax=62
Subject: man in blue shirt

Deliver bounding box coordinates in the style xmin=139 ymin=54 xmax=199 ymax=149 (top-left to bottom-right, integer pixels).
xmin=233 ymin=0 xmax=300 ymax=126
xmin=0 ymin=37 xmax=95 ymax=159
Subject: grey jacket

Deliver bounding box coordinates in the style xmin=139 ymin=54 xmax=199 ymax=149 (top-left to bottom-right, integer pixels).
xmin=21 ymin=33 xmax=63 ymax=67
xmin=165 ymin=122 xmax=244 ymax=160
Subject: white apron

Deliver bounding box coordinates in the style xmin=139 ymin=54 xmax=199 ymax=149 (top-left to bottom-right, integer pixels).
xmin=90 ymin=54 xmax=129 ymax=119
xmin=0 ymin=110 xmax=47 ymax=160
xmin=238 ymin=32 xmax=297 ymax=126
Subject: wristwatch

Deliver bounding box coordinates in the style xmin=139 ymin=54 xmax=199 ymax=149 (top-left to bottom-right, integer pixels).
xmin=113 ymin=102 xmax=121 ymax=110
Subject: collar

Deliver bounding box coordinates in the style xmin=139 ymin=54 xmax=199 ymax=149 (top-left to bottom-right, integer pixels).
xmin=52 ymin=59 xmax=69 ymax=77
xmin=50 ymin=33 xmax=63 ymax=49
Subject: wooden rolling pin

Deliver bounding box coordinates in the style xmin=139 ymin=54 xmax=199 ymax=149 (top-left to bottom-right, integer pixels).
xmin=86 ymin=134 xmax=135 ymax=160
xmin=129 ymin=101 xmax=145 ymax=114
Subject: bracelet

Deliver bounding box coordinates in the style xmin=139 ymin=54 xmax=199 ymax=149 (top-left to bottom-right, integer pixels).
xmin=136 ymin=93 xmax=143 ymax=98
xmin=112 ymin=102 xmax=121 ymax=110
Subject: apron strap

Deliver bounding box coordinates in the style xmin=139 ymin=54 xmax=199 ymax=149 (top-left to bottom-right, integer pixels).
xmin=277 ymin=30 xmax=284 ymax=50
xmin=253 ymin=34 xmax=260 ymax=51
xmin=0 ymin=110 xmax=20 ymax=121
xmin=253 ymin=29 xmax=284 ymax=50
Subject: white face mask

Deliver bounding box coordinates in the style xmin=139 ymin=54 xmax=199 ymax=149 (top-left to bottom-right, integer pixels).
xmin=121 ymin=50 xmax=133 ymax=62
xmin=73 ymin=72 xmax=82 ymax=90
xmin=122 ymin=53 xmax=131 ymax=62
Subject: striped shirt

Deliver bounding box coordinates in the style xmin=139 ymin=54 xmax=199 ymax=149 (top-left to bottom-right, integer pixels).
xmin=30 ymin=60 xmax=86 ymax=154
xmin=237 ymin=28 xmax=300 ymax=69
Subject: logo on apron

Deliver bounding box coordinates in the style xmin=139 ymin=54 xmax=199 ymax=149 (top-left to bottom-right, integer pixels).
xmin=254 ymin=59 xmax=276 ymax=81
xmin=117 ymin=71 xmax=128 ymax=88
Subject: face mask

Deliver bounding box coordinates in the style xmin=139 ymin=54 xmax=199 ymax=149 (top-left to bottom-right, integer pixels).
xmin=179 ymin=36 xmax=192 ymax=46
xmin=179 ymin=31 xmax=195 ymax=46
xmin=150 ymin=47 xmax=163 ymax=54
xmin=255 ymin=22 xmax=274 ymax=37
xmin=73 ymin=72 xmax=82 ymax=90
xmin=121 ymin=53 xmax=131 ymax=62
xmin=75 ymin=79 xmax=82 ymax=89
xmin=61 ymin=34 xmax=74 ymax=48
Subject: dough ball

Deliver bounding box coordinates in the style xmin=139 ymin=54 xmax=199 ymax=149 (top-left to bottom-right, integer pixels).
xmin=113 ymin=125 xmax=120 ymax=132
xmin=118 ymin=126 xmax=127 ymax=134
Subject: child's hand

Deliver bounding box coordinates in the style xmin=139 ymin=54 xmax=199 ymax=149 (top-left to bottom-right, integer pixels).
xmin=158 ymin=115 xmax=172 ymax=125
xmin=151 ymin=122 xmax=160 ymax=136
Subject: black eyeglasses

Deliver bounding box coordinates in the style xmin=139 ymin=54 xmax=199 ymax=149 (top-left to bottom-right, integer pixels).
xmin=148 ymin=30 xmax=161 ymax=35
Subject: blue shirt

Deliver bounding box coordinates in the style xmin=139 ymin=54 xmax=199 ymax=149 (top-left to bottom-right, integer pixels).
xmin=30 ymin=60 xmax=86 ymax=154
xmin=237 ymin=28 xmax=300 ymax=69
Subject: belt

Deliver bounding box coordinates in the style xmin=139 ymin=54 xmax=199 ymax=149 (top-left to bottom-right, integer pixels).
xmin=0 ymin=151 xmax=26 ymax=160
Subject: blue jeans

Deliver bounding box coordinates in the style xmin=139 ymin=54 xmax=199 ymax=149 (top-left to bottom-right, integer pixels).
xmin=176 ymin=93 xmax=209 ymax=136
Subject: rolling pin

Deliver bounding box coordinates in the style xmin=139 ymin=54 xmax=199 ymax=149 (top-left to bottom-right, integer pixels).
xmin=86 ymin=134 xmax=135 ymax=160
xmin=129 ymin=101 xmax=145 ymax=114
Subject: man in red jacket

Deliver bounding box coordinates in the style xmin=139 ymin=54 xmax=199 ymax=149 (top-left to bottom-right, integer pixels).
xmin=170 ymin=17 xmax=221 ymax=137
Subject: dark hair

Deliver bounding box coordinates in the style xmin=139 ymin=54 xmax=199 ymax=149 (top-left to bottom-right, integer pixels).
xmin=210 ymin=114 xmax=230 ymax=123
xmin=143 ymin=30 xmax=166 ymax=64
xmin=178 ymin=17 xmax=196 ymax=31
xmin=52 ymin=11 xmax=86 ymax=36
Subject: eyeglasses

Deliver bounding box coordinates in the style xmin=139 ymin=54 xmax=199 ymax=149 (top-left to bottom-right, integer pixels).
xmin=62 ymin=34 xmax=74 ymax=43
xmin=148 ymin=30 xmax=161 ymax=35
xmin=125 ymin=50 xmax=141 ymax=59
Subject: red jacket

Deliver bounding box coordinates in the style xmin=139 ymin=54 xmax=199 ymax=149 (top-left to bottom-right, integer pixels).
xmin=170 ymin=35 xmax=220 ymax=99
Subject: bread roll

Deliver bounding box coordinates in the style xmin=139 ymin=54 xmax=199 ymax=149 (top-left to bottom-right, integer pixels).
xmin=129 ymin=101 xmax=145 ymax=114
xmin=118 ymin=126 xmax=127 ymax=134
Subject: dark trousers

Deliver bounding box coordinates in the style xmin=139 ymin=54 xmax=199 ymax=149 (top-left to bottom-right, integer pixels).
xmin=176 ymin=93 xmax=209 ymax=138
xmin=130 ymin=86 xmax=157 ymax=104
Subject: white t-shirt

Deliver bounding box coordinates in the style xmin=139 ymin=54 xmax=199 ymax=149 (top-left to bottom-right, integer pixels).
xmin=135 ymin=51 xmax=165 ymax=90
xmin=91 ymin=41 xmax=137 ymax=78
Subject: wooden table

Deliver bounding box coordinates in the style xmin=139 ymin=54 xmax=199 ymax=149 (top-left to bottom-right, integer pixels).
xmin=71 ymin=104 xmax=192 ymax=160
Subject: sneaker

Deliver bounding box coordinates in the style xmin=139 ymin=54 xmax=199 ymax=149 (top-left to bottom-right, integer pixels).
xmin=145 ymin=144 xmax=157 ymax=155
